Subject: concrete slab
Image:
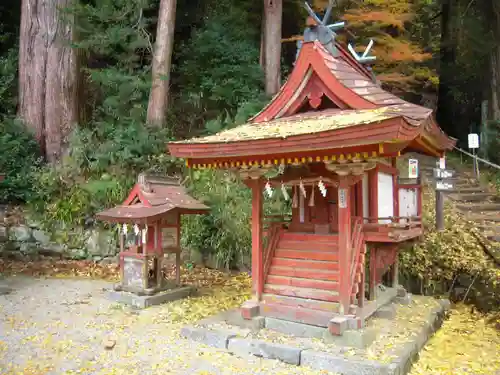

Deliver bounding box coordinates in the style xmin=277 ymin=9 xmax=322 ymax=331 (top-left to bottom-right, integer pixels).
xmin=228 ymin=337 xmax=302 ymax=365
xmin=301 ymin=350 xmax=391 ymax=375
xmin=0 ymin=284 xmax=12 ymax=295
xmin=180 ymin=326 xmax=237 ymax=349
xmin=107 ymin=286 xmax=194 ymax=309
xmin=197 ymin=308 xmax=265 ymax=332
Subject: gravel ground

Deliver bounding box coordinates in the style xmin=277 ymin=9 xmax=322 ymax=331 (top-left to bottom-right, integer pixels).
xmin=0 ymin=276 xmax=334 ymax=375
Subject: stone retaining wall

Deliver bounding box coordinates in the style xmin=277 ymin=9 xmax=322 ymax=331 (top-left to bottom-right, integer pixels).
xmin=0 ymin=205 xmax=119 ymax=263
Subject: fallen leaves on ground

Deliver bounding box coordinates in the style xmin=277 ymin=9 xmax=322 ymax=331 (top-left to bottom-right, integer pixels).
xmin=0 ymin=258 xmax=120 ymax=281
xmin=150 ymin=272 xmax=252 ymax=324
xmin=410 ymin=304 xmax=500 ymax=375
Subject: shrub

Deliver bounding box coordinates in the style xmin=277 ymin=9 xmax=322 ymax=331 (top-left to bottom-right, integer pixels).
xmin=0 ymin=118 xmax=41 ymax=203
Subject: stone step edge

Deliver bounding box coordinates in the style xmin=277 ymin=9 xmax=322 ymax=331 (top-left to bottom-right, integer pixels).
xmin=180 ymin=300 xmax=450 ymax=375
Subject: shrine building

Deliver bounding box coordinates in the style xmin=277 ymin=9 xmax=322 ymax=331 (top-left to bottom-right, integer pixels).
xmin=167 ymin=40 xmax=455 ymax=334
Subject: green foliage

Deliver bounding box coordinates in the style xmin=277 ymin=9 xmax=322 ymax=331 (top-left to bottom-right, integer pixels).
xmin=29 ymin=121 xmax=177 ymax=229
xmin=181 ymin=169 xmax=252 ymax=269
xmin=177 ymin=1 xmax=264 ymax=124
xmin=399 ymin=188 xmax=500 ymax=311
xmin=182 ymin=168 xmax=289 ymax=270
xmin=0 ymin=118 xmax=41 ymax=204
xmin=0 ymin=48 xmax=17 ymax=116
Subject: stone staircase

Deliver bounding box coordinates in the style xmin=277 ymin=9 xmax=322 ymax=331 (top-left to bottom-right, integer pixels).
xmin=415 ymin=154 xmax=500 ymax=265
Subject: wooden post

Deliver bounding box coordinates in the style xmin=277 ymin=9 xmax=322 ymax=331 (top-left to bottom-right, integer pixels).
xmin=369 ymin=246 xmax=377 ymax=300
xmin=251 ymin=178 xmax=264 ymax=301
xmin=358 ymin=244 xmax=366 ymax=308
xmin=435 ymin=189 xmax=444 ymax=231
xmin=391 ymin=255 xmax=399 ymax=288
xmin=176 ymin=212 xmax=181 ymax=286
xmin=337 ymin=177 xmax=351 ymax=315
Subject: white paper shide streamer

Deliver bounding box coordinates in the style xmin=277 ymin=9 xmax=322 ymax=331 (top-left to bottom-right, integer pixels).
xmin=264 ymin=181 xmax=273 ymax=198
xmin=299 ymin=179 xmax=307 ymax=198
xmin=318 ymin=178 xmax=327 ymax=197
xmin=141 ymin=225 xmax=148 ymax=244
xmin=122 ymin=223 xmax=128 ymax=235
xmin=133 ymin=224 xmax=140 ymax=236
xmin=281 ymin=183 xmax=289 ymax=201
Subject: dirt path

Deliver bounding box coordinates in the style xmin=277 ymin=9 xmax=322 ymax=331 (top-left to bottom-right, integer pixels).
xmin=0 ymin=276 xmax=333 ymax=375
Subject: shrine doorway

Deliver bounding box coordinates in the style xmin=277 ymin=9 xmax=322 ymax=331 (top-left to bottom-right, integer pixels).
xmin=289 ymin=185 xmax=339 ymax=234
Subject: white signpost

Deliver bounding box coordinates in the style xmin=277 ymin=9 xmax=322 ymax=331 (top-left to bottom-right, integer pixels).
xmin=468 ymin=133 xmax=479 ymax=149
xmin=468 ymin=133 xmax=480 ymax=179
xmin=439 ymin=157 xmax=446 ymax=170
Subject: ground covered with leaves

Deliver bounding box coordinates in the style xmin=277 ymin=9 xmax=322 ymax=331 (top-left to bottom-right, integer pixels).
xmin=0 ymin=263 xmax=499 ymax=374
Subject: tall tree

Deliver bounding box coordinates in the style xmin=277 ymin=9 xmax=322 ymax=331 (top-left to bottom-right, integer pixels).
xmin=147 ymin=0 xmax=177 ymax=126
xmin=18 ymin=0 xmax=80 ymax=162
xmin=263 ymin=0 xmax=283 ymax=96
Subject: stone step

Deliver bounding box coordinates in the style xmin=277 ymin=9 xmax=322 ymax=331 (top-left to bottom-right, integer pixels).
xmin=486 ymin=234 xmax=500 ymax=242
xmin=262 ymin=293 xmax=340 ymax=312
xmin=455 ymin=203 xmax=500 ymax=212
xmin=464 ymin=213 xmax=500 ymax=222
xmin=448 ymin=193 xmax=499 ymax=203
xmin=443 ymin=187 xmax=486 ymax=194
xmin=264 ymin=284 xmax=340 ymax=303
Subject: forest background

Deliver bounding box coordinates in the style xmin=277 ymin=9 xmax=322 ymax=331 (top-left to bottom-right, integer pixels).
xmin=0 ymin=0 xmax=499 ymax=308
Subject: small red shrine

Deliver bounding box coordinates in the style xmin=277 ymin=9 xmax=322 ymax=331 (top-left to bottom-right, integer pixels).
xmin=96 ymin=174 xmax=208 ymax=296
xmin=168 ymin=37 xmax=455 ymax=333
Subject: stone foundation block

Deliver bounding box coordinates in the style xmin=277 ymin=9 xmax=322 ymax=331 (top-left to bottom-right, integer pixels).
xmin=346 ymin=316 xmax=364 ymax=330
xmin=180 ymin=326 xmax=236 ymax=349
xmin=301 ymin=350 xmax=391 ymax=375
xmin=265 ymin=317 xmax=325 ymax=339
xmin=228 ymin=338 xmax=301 ymax=365
xmin=395 ymin=293 xmax=412 ymax=306
xmin=328 ymin=316 xmax=349 ymax=336
xmin=324 ymin=327 xmax=378 ymax=349
xmin=374 ymin=304 xmax=396 ymax=320
xmin=241 ymin=300 xmax=260 ymax=320
xmin=107 ymin=286 xmax=194 ymax=309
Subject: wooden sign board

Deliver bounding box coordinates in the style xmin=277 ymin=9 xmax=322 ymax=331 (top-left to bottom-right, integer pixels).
xmin=161 ymin=227 xmax=178 ymax=249
xmin=433 ymin=168 xmax=455 ymax=179
xmin=436 ymin=181 xmax=454 ymax=191
xmin=338 ymin=189 xmax=347 ymax=209
xmin=122 ymin=256 xmax=145 ymax=290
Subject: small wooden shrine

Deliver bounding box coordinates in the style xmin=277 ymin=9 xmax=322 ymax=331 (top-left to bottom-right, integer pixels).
xmin=96 ymin=174 xmax=208 ymax=297
xmin=167 ymin=9 xmax=456 ymax=334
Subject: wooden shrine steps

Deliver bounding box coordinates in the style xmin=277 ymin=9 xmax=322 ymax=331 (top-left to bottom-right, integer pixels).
xmin=261 ymin=232 xmax=342 ymax=327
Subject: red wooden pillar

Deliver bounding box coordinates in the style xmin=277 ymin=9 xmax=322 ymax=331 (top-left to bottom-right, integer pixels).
xmin=391 ymin=158 xmax=399 ymax=219
xmin=250 ymin=178 xmax=264 ymax=301
xmin=368 ymin=169 xmax=378 ymax=221
xmin=337 ymin=176 xmax=351 ymax=315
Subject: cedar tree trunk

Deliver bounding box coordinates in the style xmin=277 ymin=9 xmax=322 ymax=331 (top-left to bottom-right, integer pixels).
xmin=436 ymin=0 xmax=457 ymax=138
xmin=487 ymin=0 xmax=500 ymax=121
xmin=147 ymin=0 xmax=177 ymax=127
xmin=263 ymin=0 xmax=283 ymax=96
xmin=18 ymin=0 xmax=80 ymax=162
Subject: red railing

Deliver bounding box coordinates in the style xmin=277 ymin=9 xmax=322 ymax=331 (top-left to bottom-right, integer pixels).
xmin=263 ymin=222 xmax=283 ymax=282
xmin=349 ymin=217 xmax=365 ymax=307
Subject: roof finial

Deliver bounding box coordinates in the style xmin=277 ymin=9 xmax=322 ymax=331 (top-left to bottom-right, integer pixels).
xmin=298 ymin=1 xmax=345 ymax=59
xmin=138 ymin=172 xmax=152 ymax=193
xmin=348 ymin=39 xmax=376 ymax=64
